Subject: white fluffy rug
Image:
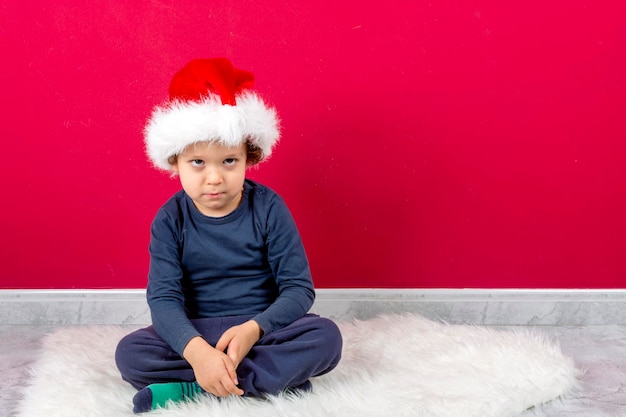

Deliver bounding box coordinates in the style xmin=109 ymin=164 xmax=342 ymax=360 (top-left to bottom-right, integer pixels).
xmin=16 ymin=314 xmax=579 ymax=417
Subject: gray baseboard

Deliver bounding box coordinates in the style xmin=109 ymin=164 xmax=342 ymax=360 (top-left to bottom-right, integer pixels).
xmin=2 ymin=289 xmax=626 ymax=326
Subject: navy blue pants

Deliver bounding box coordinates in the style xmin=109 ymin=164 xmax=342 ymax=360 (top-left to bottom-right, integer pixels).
xmin=115 ymin=314 xmax=342 ymax=397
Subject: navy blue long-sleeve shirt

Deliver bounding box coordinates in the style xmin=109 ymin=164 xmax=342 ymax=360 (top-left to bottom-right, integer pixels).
xmin=146 ymin=179 xmax=315 ymax=356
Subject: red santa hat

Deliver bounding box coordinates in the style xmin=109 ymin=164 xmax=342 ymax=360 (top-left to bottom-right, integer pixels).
xmin=144 ymin=58 xmax=280 ymax=171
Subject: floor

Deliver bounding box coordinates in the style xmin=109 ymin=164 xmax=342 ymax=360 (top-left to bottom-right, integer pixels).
xmin=1 ymin=324 xmax=625 ymax=417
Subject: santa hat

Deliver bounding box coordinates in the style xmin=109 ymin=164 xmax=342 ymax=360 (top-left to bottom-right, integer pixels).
xmin=144 ymin=58 xmax=280 ymax=171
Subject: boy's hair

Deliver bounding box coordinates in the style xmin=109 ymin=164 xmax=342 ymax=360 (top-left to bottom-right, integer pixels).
xmin=167 ymin=139 xmax=264 ymax=167
xmin=245 ymin=140 xmax=264 ymax=165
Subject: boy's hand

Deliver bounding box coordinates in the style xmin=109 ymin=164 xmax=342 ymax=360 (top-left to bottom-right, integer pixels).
xmin=182 ymin=336 xmax=244 ymax=397
xmin=216 ymin=320 xmax=263 ymax=367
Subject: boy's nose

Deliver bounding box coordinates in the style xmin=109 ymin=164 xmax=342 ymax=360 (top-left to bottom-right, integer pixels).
xmin=205 ymin=168 xmax=222 ymax=184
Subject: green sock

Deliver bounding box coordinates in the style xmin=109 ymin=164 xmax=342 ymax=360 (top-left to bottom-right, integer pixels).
xmin=133 ymin=381 xmax=204 ymax=413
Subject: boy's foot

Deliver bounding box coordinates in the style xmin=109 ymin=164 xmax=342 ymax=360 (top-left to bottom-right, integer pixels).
xmin=132 ymin=381 xmax=204 ymax=413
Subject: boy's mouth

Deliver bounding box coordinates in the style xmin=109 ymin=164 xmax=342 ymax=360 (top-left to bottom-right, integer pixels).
xmin=204 ymin=191 xmax=225 ymax=200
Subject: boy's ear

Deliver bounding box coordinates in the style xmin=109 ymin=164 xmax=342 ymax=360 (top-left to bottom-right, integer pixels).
xmin=169 ymin=156 xmax=179 ymax=172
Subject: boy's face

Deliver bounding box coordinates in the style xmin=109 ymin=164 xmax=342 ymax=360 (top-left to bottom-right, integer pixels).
xmin=172 ymin=141 xmax=247 ymax=217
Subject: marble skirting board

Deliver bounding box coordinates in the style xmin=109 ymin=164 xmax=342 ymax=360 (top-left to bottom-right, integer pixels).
xmin=2 ymin=289 xmax=626 ymax=326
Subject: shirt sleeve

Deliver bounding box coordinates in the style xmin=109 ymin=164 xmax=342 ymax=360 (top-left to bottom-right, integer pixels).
xmin=146 ymin=208 xmax=202 ymax=356
xmin=252 ymin=194 xmax=316 ymax=334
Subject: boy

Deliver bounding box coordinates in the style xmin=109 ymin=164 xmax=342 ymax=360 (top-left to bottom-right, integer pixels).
xmin=115 ymin=58 xmax=343 ymax=413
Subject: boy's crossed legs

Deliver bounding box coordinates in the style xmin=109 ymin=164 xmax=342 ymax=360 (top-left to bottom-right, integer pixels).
xmin=115 ymin=314 xmax=342 ymax=413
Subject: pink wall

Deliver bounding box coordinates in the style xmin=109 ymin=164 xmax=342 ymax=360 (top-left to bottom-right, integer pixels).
xmin=2 ymin=1 xmax=625 ymax=289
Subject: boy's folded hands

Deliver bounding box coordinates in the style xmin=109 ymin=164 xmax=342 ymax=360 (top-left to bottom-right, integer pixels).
xmin=183 ymin=320 xmax=263 ymax=397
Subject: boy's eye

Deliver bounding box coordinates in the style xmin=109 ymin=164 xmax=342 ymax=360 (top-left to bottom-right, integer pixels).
xmin=190 ymin=159 xmax=204 ymax=167
xmin=223 ymin=158 xmax=237 ymax=166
